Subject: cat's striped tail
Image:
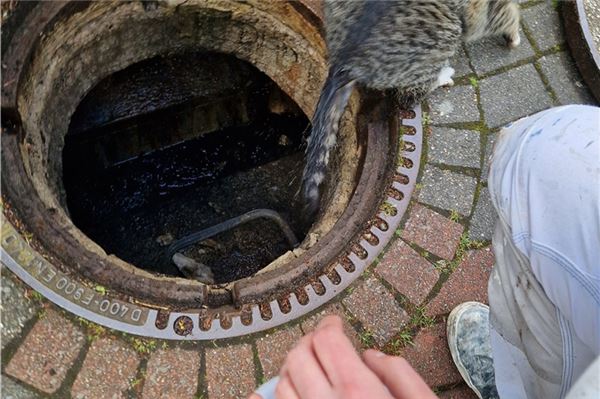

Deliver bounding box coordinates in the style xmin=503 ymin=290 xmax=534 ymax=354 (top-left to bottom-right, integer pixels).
xmin=301 ymin=67 xmax=355 ymax=215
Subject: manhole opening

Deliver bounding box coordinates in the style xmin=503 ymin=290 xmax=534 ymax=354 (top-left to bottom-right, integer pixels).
xmin=62 ymin=51 xmax=312 ymax=284
xmin=2 ymin=1 xmax=422 ymax=338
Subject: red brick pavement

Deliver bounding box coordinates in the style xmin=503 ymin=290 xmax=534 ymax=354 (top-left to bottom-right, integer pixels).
xmin=401 ymin=323 xmax=463 ymax=388
xmin=426 ymin=247 xmax=495 ymax=316
xmin=256 ymin=325 xmax=303 ymax=379
xmin=205 ymin=344 xmax=256 ymax=399
xmin=142 ymin=347 xmax=201 ymax=399
xmin=376 ymin=239 xmax=440 ymax=305
xmin=5 ymin=309 xmax=85 ymax=394
xmin=401 ymin=203 xmax=465 ymax=260
xmin=71 ymin=337 xmax=139 ymax=399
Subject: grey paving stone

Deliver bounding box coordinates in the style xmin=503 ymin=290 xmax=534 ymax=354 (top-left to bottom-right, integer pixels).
xmin=466 ymin=27 xmax=535 ymax=75
xmin=428 ymin=127 xmax=481 ymax=168
xmin=451 ymin=44 xmax=473 ymax=78
xmin=1 ymin=275 xmax=39 ymax=349
xmin=469 ymin=189 xmax=497 ymax=241
xmin=1 ymin=375 xmax=41 ymax=399
xmin=418 ymin=165 xmax=477 ymax=216
xmin=479 ymin=64 xmax=553 ymax=128
xmin=428 ymin=85 xmax=479 ymax=124
xmin=521 ymin=3 xmax=562 ymax=51
xmin=482 ymin=133 xmax=498 ymax=182
xmin=538 ymin=52 xmax=596 ymax=105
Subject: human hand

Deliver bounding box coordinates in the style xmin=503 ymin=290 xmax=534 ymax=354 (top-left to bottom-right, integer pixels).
xmin=248 ymin=315 xmax=437 ymax=399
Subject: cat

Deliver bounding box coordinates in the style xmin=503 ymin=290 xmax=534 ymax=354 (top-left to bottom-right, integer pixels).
xmin=301 ymin=0 xmax=520 ymax=214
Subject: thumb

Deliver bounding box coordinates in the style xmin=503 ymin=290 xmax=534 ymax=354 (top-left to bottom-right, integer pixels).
xmin=362 ymin=349 xmax=438 ymax=399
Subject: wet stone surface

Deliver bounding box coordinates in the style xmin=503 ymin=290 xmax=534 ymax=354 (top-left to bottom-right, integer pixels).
xmin=428 ymin=85 xmax=479 ymax=125
xmin=418 ymin=165 xmax=477 ymax=216
xmin=0 ymin=375 xmax=42 ymax=399
xmin=469 ymin=189 xmax=497 ymax=242
xmin=428 ymin=127 xmax=481 ymax=168
xmin=538 ymin=52 xmax=595 ymax=105
xmin=0 ymin=274 xmax=39 ymax=350
xmin=479 ymin=64 xmax=553 ymax=128
xmin=521 ymin=3 xmax=563 ymax=51
xmin=466 ymin=27 xmax=535 ymax=75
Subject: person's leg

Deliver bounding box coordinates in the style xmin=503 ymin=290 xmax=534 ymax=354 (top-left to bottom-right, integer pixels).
xmin=487 ymin=105 xmax=600 ymax=398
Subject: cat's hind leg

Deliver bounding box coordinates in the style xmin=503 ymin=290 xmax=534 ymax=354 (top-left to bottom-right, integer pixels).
xmin=494 ymin=1 xmax=521 ymax=48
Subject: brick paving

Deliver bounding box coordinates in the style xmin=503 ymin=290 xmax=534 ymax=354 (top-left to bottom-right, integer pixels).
xmin=205 ymin=344 xmax=255 ymax=399
xmin=438 ymin=384 xmax=479 ymax=399
xmin=5 ymin=309 xmax=85 ymax=394
xmin=427 ymin=248 xmax=496 ymax=317
xmin=428 ymin=85 xmax=480 ymax=124
xmin=71 ymin=338 xmax=140 ymax=399
xmin=375 ymin=239 xmax=439 ymax=305
xmin=300 ymin=303 xmax=361 ymax=349
xmin=343 ymin=277 xmax=409 ymax=347
xmin=2 ymin=2 xmax=597 ymax=398
xmin=142 ymin=348 xmax=201 ymax=399
xmin=401 ymin=323 xmax=463 ymax=388
xmin=256 ymin=326 xmax=303 ymax=379
xmin=402 ymin=203 xmax=465 ymax=260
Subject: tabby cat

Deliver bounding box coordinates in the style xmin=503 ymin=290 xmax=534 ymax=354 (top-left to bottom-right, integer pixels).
xmin=302 ymin=0 xmax=520 ymax=214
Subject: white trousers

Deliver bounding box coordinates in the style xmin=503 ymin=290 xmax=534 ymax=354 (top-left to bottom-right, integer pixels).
xmin=487 ymin=105 xmax=600 ymax=398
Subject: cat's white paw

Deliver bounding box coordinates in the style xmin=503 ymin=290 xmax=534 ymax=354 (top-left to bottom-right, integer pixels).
xmin=508 ymin=33 xmax=521 ymax=48
xmin=437 ymin=66 xmax=455 ymax=87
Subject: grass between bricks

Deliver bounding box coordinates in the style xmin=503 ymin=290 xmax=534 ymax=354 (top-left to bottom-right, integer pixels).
xmin=434 ymin=233 xmax=485 ymax=274
xmin=382 ymin=306 xmax=436 ymax=355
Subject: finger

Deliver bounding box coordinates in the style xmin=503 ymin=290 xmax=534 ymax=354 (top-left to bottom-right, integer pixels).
xmin=311 ymin=316 xmax=382 ymax=387
xmin=274 ymin=375 xmax=301 ymax=399
xmin=248 ymin=394 xmax=262 ymax=399
xmin=280 ymin=333 xmax=335 ymax=398
xmin=363 ymin=350 xmax=438 ymax=399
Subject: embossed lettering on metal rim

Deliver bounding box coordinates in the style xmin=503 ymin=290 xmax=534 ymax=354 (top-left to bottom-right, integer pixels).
xmin=1 ymin=106 xmax=422 ymax=340
xmin=1 ymin=0 xmax=423 ymax=339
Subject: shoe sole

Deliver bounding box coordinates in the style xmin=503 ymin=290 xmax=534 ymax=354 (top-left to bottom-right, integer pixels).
xmin=446 ymin=301 xmax=488 ymax=399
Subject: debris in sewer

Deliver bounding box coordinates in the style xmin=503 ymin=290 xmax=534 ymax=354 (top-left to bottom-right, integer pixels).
xmin=172 ymin=253 xmax=215 ymax=284
xmin=155 ymin=233 xmax=174 ymax=246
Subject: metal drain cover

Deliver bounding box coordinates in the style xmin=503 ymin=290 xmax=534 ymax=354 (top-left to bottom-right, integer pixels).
xmin=2 ymin=106 xmax=422 ymax=340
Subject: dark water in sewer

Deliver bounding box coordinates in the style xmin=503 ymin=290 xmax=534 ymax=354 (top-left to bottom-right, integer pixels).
xmin=63 ymin=113 xmax=311 ymax=283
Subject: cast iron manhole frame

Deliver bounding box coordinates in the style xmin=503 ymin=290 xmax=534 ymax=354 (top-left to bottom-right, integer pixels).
xmin=1 ymin=0 xmax=423 ymax=340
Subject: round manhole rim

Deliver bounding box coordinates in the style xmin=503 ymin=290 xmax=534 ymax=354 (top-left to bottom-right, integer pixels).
xmin=1 ymin=0 xmax=423 ymax=339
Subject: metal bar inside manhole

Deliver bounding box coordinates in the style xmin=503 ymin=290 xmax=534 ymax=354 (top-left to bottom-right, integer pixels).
xmin=166 ymin=209 xmax=299 ymax=261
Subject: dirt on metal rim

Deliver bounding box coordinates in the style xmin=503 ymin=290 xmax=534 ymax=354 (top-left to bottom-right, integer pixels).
xmin=1 ymin=0 xmax=423 ymax=339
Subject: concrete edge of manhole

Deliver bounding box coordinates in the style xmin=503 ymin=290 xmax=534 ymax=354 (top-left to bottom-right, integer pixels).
xmin=562 ymin=0 xmax=600 ymax=103
xmin=1 ymin=105 xmax=423 ymax=340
